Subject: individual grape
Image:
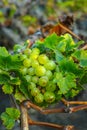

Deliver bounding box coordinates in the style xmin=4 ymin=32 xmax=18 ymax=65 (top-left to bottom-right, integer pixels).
xmin=38 ymin=54 xmax=49 ymax=64
xmin=30 ymin=48 xmax=40 ymax=60
xmin=46 ymin=82 xmax=56 ymax=92
xmin=38 ymin=76 xmax=49 ymax=87
xmin=31 ymin=60 xmax=39 ymax=68
xmin=28 ymin=82 xmax=36 ymax=90
xmin=23 ymin=48 xmax=31 ymax=55
xmin=34 ymin=93 xmax=44 ymax=103
xmin=23 ymin=58 xmax=31 ymax=67
xmin=44 ymin=60 xmax=56 ymax=70
xmin=20 ymin=67 xmax=27 ymax=75
xmin=30 ymin=52 xmax=39 ymax=59
xmin=32 ymin=76 xmax=39 ymax=84
xmin=31 ymin=88 xmax=40 ymax=97
xmin=35 ymin=65 xmax=46 ymax=76
xmin=27 ymin=67 xmax=35 ymax=76
xmin=24 ymin=75 xmax=31 ymax=82
xmin=44 ymin=91 xmax=55 ymax=103
xmin=45 ymin=70 xmax=53 ymax=79
xmin=32 ymin=48 xmax=40 ymax=55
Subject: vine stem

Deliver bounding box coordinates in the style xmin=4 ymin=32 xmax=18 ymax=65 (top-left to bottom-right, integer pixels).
xmin=62 ymin=98 xmax=87 ymax=106
xmin=20 ymin=104 xmax=29 ymax=130
xmin=22 ymin=100 xmax=74 ymax=130
xmin=28 ymin=117 xmax=74 ymax=130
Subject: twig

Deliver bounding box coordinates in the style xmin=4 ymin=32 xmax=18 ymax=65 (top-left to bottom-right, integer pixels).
xmin=69 ymin=104 xmax=87 ymax=113
xmin=23 ymin=100 xmax=66 ymax=114
xmin=28 ymin=119 xmax=74 ymax=130
xmin=62 ymin=98 xmax=87 ymax=106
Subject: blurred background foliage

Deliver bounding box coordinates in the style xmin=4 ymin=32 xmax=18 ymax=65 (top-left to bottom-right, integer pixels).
xmin=0 ymin=0 xmax=87 ymax=51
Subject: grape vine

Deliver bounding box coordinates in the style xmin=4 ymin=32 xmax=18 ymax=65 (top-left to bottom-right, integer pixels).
xmin=0 ymin=33 xmax=87 ymax=129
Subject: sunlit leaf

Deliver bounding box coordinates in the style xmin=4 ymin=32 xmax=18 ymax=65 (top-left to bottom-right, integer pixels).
xmin=2 ymin=84 xmax=13 ymax=94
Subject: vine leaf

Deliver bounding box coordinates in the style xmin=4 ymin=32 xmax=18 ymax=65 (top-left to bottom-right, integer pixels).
xmin=56 ymin=73 xmax=76 ymax=94
xmin=0 ymin=47 xmax=23 ymax=71
xmin=72 ymin=50 xmax=87 ymax=67
xmin=0 ymin=47 xmax=9 ymax=57
xmin=2 ymin=84 xmax=13 ymax=94
xmin=0 ymin=73 xmax=10 ymax=85
xmin=14 ymin=88 xmax=26 ymax=102
xmin=44 ymin=33 xmax=64 ymax=50
xmin=1 ymin=108 xmax=20 ymax=130
xmin=59 ymin=58 xmax=82 ymax=76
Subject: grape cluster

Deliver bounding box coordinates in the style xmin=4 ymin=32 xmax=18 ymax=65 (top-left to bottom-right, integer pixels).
xmin=20 ymin=47 xmax=58 ymax=105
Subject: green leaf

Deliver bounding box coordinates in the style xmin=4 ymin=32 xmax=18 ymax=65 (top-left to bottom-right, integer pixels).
xmin=80 ymin=71 xmax=87 ymax=84
xmin=17 ymin=72 xmax=30 ymax=99
xmin=19 ymin=83 xmax=29 ymax=99
xmin=80 ymin=59 xmax=87 ymax=67
xmin=56 ymin=73 xmax=76 ymax=94
xmin=59 ymin=58 xmax=82 ymax=76
xmin=0 ymin=47 xmax=9 ymax=57
xmin=44 ymin=33 xmax=64 ymax=50
xmin=0 ymin=54 xmax=23 ymax=71
xmin=2 ymin=84 xmax=13 ymax=94
xmin=72 ymin=50 xmax=87 ymax=67
xmin=1 ymin=113 xmax=15 ymax=130
xmin=1 ymin=108 xmax=20 ymax=130
xmin=0 ymin=73 xmax=10 ymax=85
xmin=65 ymin=89 xmax=81 ymax=98
xmin=56 ymin=33 xmax=75 ymax=53
xmin=55 ymin=50 xmax=64 ymax=63
xmin=72 ymin=49 xmax=81 ymax=59
xmin=10 ymin=77 xmax=21 ymax=85
xmin=72 ymin=50 xmax=87 ymax=60
xmin=14 ymin=88 xmax=26 ymax=102
xmin=6 ymin=108 xmax=20 ymax=119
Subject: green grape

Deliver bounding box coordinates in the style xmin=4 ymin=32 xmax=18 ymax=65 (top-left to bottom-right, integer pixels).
xmin=32 ymin=76 xmax=39 ymax=84
xmin=38 ymin=54 xmax=49 ymax=64
xmin=35 ymin=65 xmax=46 ymax=76
xmin=45 ymin=70 xmax=53 ymax=79
xmin=46 ymin=82 xmax=56 ymax=92
xmin=28 ymin=82 xmax=36 ymax=90
xmin=52 ymin=78 xmax=57 ymax=84
xmin=34 ymin=93 xmax=44 ymax=103
xmin=24 ymin=75 xmax=31 ymax=82
xmin=27 ymin=67 xmax=35 ymax=76
xmin=23 ymin=48 xmax=31 ymax=55
xmin=23 ymin=58 xmax=31 ymax=67
xmin=32 ymin=48 xmax=40 ymax=55
xmin=44 ymin=60 xmax=56 ymax=70
xmin=44 ymin=91 xmax=55 ymax=103
xmin=38 ymin=76 xmax=49 ymax=87
xmin=30 ymin=52 xmax=39 ymax=59
xmin=31 ymin=88 xmax=40 ymax=97
xmin=20 ymin=67 xmax=27 ymax=75
xmin=31 ymin=60 xmax=39 ymax=68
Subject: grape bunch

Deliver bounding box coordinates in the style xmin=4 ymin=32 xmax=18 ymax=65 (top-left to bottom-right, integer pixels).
xmin=19 ymin=47 xmax=59 ymax=105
